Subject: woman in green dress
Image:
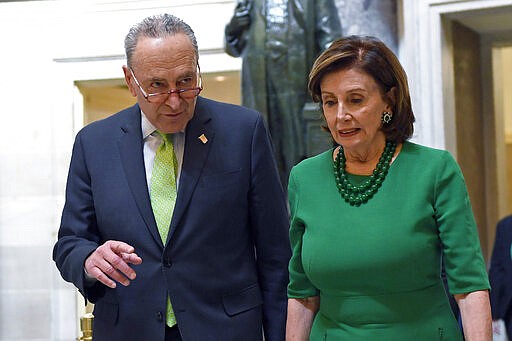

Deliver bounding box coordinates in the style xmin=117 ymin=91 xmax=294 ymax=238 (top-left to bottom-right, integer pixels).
xmin=285 ymin=36 xmax=492 ymax=340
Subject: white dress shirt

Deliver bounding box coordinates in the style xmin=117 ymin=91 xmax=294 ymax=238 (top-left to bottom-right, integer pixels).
xmin=141 ymin=111 xmax=185 ymax=192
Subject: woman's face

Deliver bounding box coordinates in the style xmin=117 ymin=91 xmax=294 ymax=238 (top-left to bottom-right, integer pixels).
xmin=320 ymin=68 xmax=392 ymax=153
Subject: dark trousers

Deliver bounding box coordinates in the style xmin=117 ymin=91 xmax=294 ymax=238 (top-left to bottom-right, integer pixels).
xmin=165 ymin=325 xmax=182 ymax=341
xmin=505 ymin=312 xmax=512 ymax=341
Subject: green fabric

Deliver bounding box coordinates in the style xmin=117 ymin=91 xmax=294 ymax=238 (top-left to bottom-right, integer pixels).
xmin=150 ymin=132 xmax=177 ymax=327
xmin=287 ymin=141 xmax=490 ymax=340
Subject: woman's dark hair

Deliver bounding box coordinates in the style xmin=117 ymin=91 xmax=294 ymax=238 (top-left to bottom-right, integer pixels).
xmin=308 ymin=35 xmax=415 ymax=143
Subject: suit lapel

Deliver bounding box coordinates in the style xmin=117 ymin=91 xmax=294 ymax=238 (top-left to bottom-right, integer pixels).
xmin=117 ymin=104 xmax=163 ymax=247
xmin=169 ymin=97 xmax=214 ymax=240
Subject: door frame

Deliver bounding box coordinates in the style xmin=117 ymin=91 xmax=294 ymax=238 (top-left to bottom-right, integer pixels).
xmin=399 ymin=0 xmax=512 ymax=259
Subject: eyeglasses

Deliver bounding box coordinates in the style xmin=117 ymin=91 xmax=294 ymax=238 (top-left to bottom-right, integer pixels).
xmin=129 ymin=66 xmax=203 ymax=103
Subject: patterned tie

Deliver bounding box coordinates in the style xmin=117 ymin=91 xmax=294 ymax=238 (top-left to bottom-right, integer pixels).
xmin=150 ymin=131 xmax=177 ymax=327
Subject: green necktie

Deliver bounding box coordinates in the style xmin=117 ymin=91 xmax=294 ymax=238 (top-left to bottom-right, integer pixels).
xmin=150 ymin=131 xmax=177 ymax=327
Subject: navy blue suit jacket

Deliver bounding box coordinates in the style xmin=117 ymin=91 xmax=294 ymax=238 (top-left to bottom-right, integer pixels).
xmin=489 ymin=215 xmax=512 ymax=322
xmin=53 ymin=97 xmax=291 ymax=341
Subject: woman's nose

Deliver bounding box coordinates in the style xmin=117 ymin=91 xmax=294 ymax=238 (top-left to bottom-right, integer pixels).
xmin=336 ymin=103 xmax=351 ymax=121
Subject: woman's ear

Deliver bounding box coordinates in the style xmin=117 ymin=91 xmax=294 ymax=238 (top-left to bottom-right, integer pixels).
xmin=386 ymin=86 xmax=397 ymax=110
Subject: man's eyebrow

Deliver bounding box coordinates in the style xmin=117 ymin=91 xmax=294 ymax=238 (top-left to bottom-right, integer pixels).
xmin=148 ymin=76 xmax=167 ymax=82
xmin=180 ymin=70 xmax=195 ymax=78
xmin=145 ymin=70 xmax=196 ymax=83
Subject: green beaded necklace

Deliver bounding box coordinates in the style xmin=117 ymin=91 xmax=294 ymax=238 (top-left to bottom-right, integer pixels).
xmin=333 ymin=141 xmax=397 ymax=206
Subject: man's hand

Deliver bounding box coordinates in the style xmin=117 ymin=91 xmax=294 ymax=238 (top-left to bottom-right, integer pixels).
xmin=84 ymin=240 xmax=143 ymax=288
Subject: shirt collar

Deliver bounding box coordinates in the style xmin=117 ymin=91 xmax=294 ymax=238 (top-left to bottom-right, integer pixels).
xmin=140 ymin=110 xmax=186 ymax=139
xmin=141 ymin=111 xmax=156 ymax=140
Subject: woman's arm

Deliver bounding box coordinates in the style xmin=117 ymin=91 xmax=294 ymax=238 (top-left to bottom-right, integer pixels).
xmin=286 ymin=296 xmax=320 ymax=341
xmin=455 ymin=290 xmax=492 ymax=340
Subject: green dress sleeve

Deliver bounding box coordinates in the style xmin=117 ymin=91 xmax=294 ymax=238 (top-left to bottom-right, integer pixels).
xmin=287 ymin=169 xmax=320 ymax=298
xmin=434 ymin=151 xmax=490 ymax=294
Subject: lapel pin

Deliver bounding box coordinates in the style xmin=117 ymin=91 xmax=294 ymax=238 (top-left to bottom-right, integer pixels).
xmin=198 ymin=134 xmax=208 ymax=144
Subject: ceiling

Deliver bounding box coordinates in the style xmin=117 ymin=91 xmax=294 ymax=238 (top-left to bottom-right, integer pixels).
xmin=448 ymin=5 xmax=512 ymax=34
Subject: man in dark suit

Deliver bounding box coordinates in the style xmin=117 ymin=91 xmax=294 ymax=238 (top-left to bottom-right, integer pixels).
xmin=53 ymin=13 xmax=290 ymax=341
xmin=489 ymin=215 xmax=512 ymax=340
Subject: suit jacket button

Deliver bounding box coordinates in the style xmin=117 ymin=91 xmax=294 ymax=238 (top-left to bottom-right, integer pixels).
xmin=156 ymin=311 xmax=163 ymax=322
xmin=164 ymin=257 xmax=172 ymax=267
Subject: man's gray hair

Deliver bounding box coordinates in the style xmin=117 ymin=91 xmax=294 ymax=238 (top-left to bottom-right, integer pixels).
xmin=124 ymin=13 xmax=199 ymax=67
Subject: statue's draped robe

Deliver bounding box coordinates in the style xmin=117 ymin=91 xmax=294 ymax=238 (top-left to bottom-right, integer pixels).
xmin=225 ymin=0 xmax=342 ymax=185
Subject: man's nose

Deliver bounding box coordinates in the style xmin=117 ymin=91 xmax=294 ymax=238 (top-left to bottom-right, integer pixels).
xmin=164 ymin=91 xmax=182 ymax=108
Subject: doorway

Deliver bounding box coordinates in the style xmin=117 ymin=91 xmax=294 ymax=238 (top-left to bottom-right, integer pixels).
xmin=493 ymin=46 xmax=512 ymax=215
xmin=445 ymin=6 xmax=512 ymax=260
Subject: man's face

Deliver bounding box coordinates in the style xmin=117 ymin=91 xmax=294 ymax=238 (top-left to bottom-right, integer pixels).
xmin=123 ymin=33 xmax=199 ymax=133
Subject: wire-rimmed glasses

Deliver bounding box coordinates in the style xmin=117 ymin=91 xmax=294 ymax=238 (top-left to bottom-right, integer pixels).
xmin=129 ymin=67 xmax=203 ymax=103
